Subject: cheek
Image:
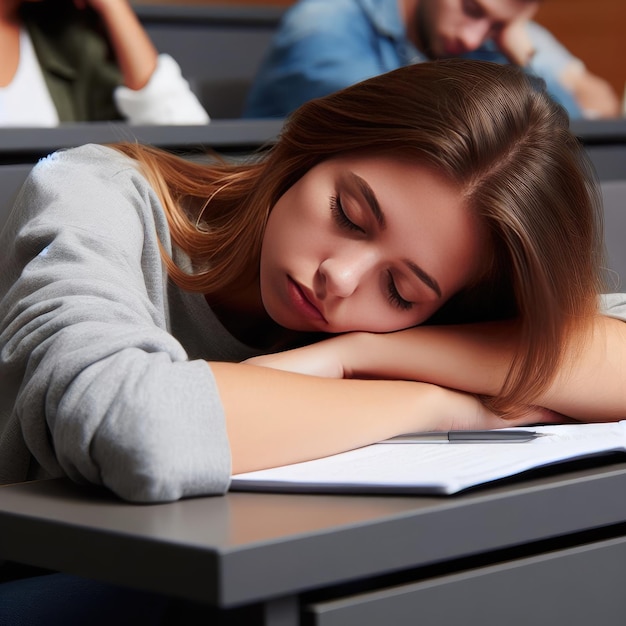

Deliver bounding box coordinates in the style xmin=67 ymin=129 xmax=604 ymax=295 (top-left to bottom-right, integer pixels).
xmin=262 ymin=204 xmax=297 ymax=259
xmin=259 ymin=212 xmax=288 ymax=298
xmin=260 ymin=200 xmax=319 ymax=291
xmin=265 ymin=185 xmax=320 ymax=248
xmin=334 ymin=296 xmax=433 ymax=334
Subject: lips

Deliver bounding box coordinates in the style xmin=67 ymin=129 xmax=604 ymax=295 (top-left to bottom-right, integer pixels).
xmin=287 ymin=277 xmax=327 ymax=324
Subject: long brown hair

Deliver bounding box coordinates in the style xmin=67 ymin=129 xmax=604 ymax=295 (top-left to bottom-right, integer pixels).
xmin=112 ymin=59 xmax=605 ymax=414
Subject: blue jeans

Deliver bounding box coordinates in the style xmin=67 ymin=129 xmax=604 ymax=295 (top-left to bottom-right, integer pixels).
xmin=0 ymin=572 xmax=170 ymax=625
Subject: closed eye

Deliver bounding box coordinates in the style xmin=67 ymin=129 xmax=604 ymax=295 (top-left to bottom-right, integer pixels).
xmin=386 ymin=271 xmax=413 ymax=311
xmin=463 ymin=0 xmax=485 ymax=19
xmin=330 ymin=195 xmax=365 ymax=234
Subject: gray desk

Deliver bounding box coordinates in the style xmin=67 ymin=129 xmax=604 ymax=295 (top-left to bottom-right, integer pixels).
xmin=1 ymin=461 xmax=626 ymax=625
xmin=571 ymin=118 xmax=626 ymax=182
xmin=0 ymin=119 xmax=283 ymax=165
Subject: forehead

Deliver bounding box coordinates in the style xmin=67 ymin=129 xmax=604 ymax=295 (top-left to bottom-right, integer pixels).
xmin=471 ymin=0 xmax=538 ymax=21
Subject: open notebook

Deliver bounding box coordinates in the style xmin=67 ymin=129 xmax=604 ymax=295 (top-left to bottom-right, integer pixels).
xmin=230 ymin=421 xmax=626 ymax=495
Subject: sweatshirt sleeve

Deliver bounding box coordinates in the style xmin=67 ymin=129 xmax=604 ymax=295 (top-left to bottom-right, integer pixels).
xmin=0 ymin=146 xmax=230 ymax=502
xmin=600 ymin=293 xmax=626 ymax=322
xmin=526 ymin=21 xmax=581 ymax=80
xmin=114 ymin=54 xmax=210 ymax=125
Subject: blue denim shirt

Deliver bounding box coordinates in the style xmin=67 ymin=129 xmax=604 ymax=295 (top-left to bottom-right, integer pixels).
xmin=244 ymin=0 xmax=582 ymax=119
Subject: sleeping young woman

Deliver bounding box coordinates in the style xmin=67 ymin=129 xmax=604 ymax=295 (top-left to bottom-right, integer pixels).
xmin=1 ymin=59 xmax=624 ymax=503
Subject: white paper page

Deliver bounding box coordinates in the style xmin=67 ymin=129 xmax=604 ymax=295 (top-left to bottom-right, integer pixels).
xmin=230 ymin=422 xmax=626 ymax=495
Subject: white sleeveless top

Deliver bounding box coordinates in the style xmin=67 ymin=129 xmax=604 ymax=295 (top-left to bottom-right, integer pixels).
xmin=0 ymin=28 xmax=59 ymax=127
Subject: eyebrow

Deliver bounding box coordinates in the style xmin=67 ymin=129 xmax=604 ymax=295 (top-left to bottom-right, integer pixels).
xmin=472 ymin=0 xmax=515 ymax=27
xmin=349 ymin=172 xmax=442 ymax=299
xmin=466 ymin=0 xmax=485 ymax=16
xmin=349 ymin=172 xmax=386 ymax=229
xmin=405 ymin=260 xmax=442 ymax=299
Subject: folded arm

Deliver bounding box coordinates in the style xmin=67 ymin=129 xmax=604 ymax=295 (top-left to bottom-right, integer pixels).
xmin=559 ymin=62 xmax=621 ymax=119
xmin=212 ymin=362 xmax=561 ymax=475
xmin=247 ymin=315 xmax=626 ymax=422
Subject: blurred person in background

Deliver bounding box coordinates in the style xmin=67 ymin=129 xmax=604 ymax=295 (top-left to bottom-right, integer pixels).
xmin=0 ymin=0 xmax=210 ymax=126
xmin=244 ymin=0 xmax=620 ymax=120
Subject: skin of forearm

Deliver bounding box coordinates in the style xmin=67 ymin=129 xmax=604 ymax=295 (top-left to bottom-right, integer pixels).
xmin=211 ymin=362 xmax=445 ymax=474
xmin=574 ymin=77 xmax=621 ymax=119
xmin=231 ymin=346 xmax=579 ymax=471
xmin=539 ymin=316 xmax=626 ymax=420
xmin=560 ymin=64 xmax=621 ymax=119
xmin=92 ymin=0 xmax=158 ymax=90
xmin=337 ymin=316 xmax=626 ymax=421
xmin=336 ymin=322 xmax=516 ymax=394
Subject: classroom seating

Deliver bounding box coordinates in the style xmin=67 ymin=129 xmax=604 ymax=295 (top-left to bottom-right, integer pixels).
xmin=0 ymin=165 xmax=32 ymax=231
xmin=570 ymin=119 xmax=626 ymax=291
xmin=602 ymin=180 xmax=626 ymax=291
xmin=135 ymin=5 xmax=285 ymax=119
xmin=571 ymin=119 xmax=626 ymax=183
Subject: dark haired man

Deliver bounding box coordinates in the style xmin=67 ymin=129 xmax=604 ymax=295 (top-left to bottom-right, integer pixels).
xmin=244 ymin=0 xmax=619 ymax=120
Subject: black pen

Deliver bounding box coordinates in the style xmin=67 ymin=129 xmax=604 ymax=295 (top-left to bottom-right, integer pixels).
xmin=384 ymin=430 xmax=545 ymax=444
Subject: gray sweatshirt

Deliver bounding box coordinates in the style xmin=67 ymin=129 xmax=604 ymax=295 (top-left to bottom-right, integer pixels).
xmin=0 ymin=144 xmax=258 ymax=502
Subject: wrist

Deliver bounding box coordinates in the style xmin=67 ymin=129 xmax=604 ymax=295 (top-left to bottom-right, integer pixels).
xmin=404 ymin=382 xmax=482 ymax=434
xmin=89 ymin=1 xmax=136 ymax=30
xmin=497 ymin=19 xmax=536 ymax=68
xmin=516 ymin=46 xmax=536 ymax=69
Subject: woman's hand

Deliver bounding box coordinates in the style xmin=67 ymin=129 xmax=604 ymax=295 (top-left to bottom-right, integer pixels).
xmin=422 ymin=385 xmax=574 ymax=433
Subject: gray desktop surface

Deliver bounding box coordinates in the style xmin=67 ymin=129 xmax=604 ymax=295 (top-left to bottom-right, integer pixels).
xmin=0 ymin=119 xmax=283 ymax=165
xmin=571 ymin=118 xmax=626 ymax=181
xmin=1 ymin=462 xmax=626 ymax=610
xmin=570 ymin=118 xmax=626 ymax=143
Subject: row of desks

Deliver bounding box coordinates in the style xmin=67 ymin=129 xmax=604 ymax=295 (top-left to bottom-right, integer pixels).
xmin=0 ymin=119 xmax=284 ymax=165
xmin=0 ymin=117 xmax=624 ymax=172
xmin=2 ymin=460 xmax=626 ymax=625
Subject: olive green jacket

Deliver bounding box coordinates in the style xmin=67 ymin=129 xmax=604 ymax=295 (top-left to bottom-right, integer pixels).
xmin=23 ymin=3 xmax=123 ymax=122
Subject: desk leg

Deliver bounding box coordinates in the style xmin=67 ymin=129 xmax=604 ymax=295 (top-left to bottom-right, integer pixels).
xmin=263 ymin=594 xmax=299 ymax=626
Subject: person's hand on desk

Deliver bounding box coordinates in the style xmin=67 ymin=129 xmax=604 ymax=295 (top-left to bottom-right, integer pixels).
xmin=248 ymin=315 xmax=626 ymax=424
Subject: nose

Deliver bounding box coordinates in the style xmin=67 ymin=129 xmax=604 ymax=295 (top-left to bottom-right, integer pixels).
xmin=459 ymin=21 xmax=491 ymax=51
xmin=316 ymin=252 xmax=376 ymax=300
